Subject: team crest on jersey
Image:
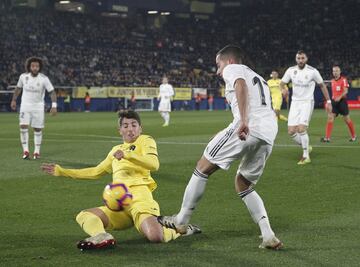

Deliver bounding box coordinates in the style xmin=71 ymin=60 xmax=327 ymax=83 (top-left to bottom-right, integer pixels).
xmin=129 ymin=145 xmax=136 ymax=151
xmin=37 ymin=82 xmax=40 ymax=86
xmin=294 ymin=70 xmax=297 ymax=75
xmin=25 ymin=77 xmax=29 ymax=83
xmin=305 ymin=75 xmax=308 ymax=80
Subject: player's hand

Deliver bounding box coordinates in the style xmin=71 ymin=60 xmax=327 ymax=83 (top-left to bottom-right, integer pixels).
xmin=10 ymin=100 xmax=17 ymax=111
xmin=281 ymin=89 xmax=288 ymax=98
xmin=325 ymin=102 xmax=332 ymax=114
xmin=237 ymin=123 xmax=249 ymax=141
xmin=334 ymin=97 xmax=341 ymax=102
xmin=113 ymin=150 xmax=125 ymax=160
xmin=41 ymin=163 xmax=56 ymax=176
xmin=50 ymin=107 xmax=57 ymax=116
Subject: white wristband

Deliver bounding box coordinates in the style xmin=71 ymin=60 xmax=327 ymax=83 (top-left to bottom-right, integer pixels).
xmin=52 ymin=102 xmax=57 ymax=108
xmin=326 ymin=100 xmax=331 ymax=104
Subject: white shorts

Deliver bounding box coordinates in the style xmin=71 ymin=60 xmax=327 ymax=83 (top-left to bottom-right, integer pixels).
xmin=288 ymin=100 xmax=314 ymax=126
xmin=19 ymin=110 xmax=45 ymax=128
xmin=203 ymin=124 xmax=273 ymax=184
xmin=158 ymin=98 xmax=171 ymax=112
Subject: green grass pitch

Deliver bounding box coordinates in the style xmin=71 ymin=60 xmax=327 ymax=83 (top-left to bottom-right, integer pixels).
xmin=0 ymin=110 xmax=359 ymax=266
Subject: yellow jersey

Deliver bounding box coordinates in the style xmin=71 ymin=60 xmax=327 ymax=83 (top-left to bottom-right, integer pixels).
xmin=54 ymin=134 xmax=159 ymax=191
xmin=267 ymin=78 xmax=282 ymax=97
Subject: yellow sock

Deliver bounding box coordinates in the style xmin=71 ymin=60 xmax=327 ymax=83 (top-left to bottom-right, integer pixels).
xmin=75 ymin=211 xmax=106 ymax=237
xmin=279 ymin=114 xmax=288 ymax=121
xmin=162 ymin=227 xmax=181 ymax=243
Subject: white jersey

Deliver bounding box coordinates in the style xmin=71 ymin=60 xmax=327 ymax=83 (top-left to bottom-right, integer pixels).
xmin=159 ymin=83 xmax=174 ymax=99
xmin=281 ymin=64 xmax=324 ymax=101
xmin=17 ymin=72 xmax=54 ymax=112
xmin=222 ymin=64 xmax=278 ymax=145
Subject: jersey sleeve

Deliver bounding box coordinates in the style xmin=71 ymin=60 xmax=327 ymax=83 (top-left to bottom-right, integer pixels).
xmin=16 ymin=75 xmax=24 ymax=88
xmin=313 ymin=69 xmax=324 ymax=84
xmin=223 ymin=65 xmax=246 ymax=87
xmin=123 ymin=136 xmax=159 ymax=171
xmin=44 ymin=77 xmax=55 ymax=92
xmin=170 ymin=85 xmax=175 ymax=96
xmin=54 ymin=149 xmax=113 ymax=179
xmin=343 ymin=78 xmax=349 ymax=88
xmin=281 ymin=68 xmax=291 ymax=83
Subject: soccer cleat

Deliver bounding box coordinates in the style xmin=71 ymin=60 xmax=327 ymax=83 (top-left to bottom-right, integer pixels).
xmin=297 ymin=157 xmax=311 ymax=165
xmin=162 ymin=123 xmax=169 ymax=127
xmin=349 ymin=136 xmax=357 ymax=142
xmin=22 ymin=151 xmax=30 ymax=160
xmin=33 ymin=153 xmax=40 ymax=160
xmin=259 ymin=236 xmax=283 ymax=250
xmin=157 ymin=215 xmax=187 ymax=234
xmin=182 ymin=224 xmax=202 ymax=236
xmin=77 ymin=233 xmax=116 ymax=251
xmin=320 ymin=137 xmax=330 ymax=143
xmin=309 ymin=145 xmax=313 ymax=154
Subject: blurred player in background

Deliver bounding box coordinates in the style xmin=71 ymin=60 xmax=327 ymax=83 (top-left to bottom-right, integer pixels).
xmin=10 ymin=57 xmax=57 ymax=160
xmin=321 ymin=65 xmax=357 ymax=142
xmin=280 ymin=50 xmax=332 ymax=165
xmin=158 ymin=76 xmax=174 ymax=126
xmin=158 ymin=45 xmax=283 ymax=250
xmin=267 ymin=70 xmax=287 ymax=121
xmin=41 ymin=111 xmax=200 ymax=250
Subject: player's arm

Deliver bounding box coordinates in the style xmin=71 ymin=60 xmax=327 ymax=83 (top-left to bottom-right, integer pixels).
xmin=41 ymin=152 xmax=113 ymax=179
xmin=280 ymin=69 xmax=290 ymax=98
xmin=234 ymin=78 xmax=249 ymax=140
xmin=10 ymin=87 xmax=22 ymax=111
xmin=318 ymin=82 xmax=332 ymax=113
xmin=113 ymin=138 xmax=159 ymax=171
xmin=46 ymin=78 xmax=57 ymax=115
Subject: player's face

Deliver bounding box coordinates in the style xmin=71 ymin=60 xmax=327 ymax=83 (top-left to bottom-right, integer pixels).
xmin=216 ymin=55 xmax=228 ymax=77
xmin=162 ymin=77 xmax=168 ymax=84
xmin=271 ymin=71 xmax=279 ymax=79
xmin=332 ymin=67 xmax=341 ymax=79
xmin=30 ymin=62 xmax=40 ymax=76
xmin=119 ymin=118 xmax=142 ymax=143
xmin=295 ymin=53 xmax=307 ymax=69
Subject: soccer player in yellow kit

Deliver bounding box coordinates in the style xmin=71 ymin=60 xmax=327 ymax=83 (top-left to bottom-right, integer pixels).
xmin=41 ymin=111 xmax=200 ymax=250
xmin=267 ymin=70 xmax=288 ymax=121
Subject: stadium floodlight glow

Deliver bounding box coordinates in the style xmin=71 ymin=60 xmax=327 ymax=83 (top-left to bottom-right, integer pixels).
xmin=161 ymin=12 xmax=170 ymax=15
xmin=59 ymin=0 xmax=71 ymax=4
xmin=147 ymin=10 xmax=158 ymax=14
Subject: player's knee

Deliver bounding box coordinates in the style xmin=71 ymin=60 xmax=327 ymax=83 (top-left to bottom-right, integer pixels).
xmin=288 ymin=128 xmax=296 ymax=135
xmin=75 ymin=210 xmax=87 ymax=225
xmin=20 ymin=124 xmax=28 ymax=129
xmin=145 ymin=230 xmax=163 ymax=243
xmin=33 ymin=128 xmax=42 ymax=132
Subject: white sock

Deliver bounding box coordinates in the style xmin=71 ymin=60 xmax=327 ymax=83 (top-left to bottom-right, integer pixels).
xmin=299 ymin=131 xmax=309 ymax=158
xmin=176 ymin=169 xmax=208 ymax=225
xmin=239 ymin=188 xmax=274 ymax=240
xmin=34 ymin=131 xmax=42 ymax=154
xmin=20 ymin=128 xmax=29 ymax=152
xmin=291 ymin=133 xmax=301 ymax=146
xmin=165 ymin=112 xmax=170 ymax=124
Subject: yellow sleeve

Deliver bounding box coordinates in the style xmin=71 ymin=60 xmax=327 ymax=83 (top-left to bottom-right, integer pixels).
xmin=123 ymin=137 xmax=159 ymax=171
xmin=54 ymin=150 xmax=113 ymax=179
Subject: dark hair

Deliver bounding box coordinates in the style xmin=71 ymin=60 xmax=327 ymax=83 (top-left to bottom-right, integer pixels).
xmin=25 ymin=57 xmax=43 ymax=72
xmin=118 ymin=110 xmax=141 ymax=126
xmin=332 ymin=64 xmax=341 ymax=69
xmin=271 ymin=69 xmax=279 ymax=73
xmin=216 ymin=44 xmax=254 ymax=68
xmin=296 ymin=50 xmax=307 ymax=55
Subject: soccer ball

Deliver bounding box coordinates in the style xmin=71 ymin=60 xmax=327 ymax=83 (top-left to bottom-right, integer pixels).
xmin=102 ymin=183 xmax=133 ymax=211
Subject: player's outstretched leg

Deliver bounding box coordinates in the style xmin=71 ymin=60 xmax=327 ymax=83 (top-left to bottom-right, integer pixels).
xmin=158 ymin=157 xmax=217 ymax=234
xmin=344 ymin=116 xmax=357 ymax=142
xmin=236 ymin=174 xmax=283 ymax=250
xmin=75 ymin=209 xmax=116 ymax=251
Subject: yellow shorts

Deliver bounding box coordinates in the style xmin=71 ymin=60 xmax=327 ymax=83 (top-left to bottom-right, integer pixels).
xmin=99 ymin=185 xmax=160 ymax=233
xmin=271 ymin=93 xmax=283 ymax=111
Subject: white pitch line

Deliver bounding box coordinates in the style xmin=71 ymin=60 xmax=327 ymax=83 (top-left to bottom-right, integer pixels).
xmin=0 ymin=137 xmax=358 ymax=149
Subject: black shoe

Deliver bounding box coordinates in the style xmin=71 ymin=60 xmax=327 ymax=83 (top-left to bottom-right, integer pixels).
xmin=320 ymin=137 xmax=330 ymax=143
xmin=349 ymin=136 xmax=357 ymax=142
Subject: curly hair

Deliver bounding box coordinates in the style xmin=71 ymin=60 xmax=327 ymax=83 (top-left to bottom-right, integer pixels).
xmin=25 ymin=57 xmax=43 ymax=73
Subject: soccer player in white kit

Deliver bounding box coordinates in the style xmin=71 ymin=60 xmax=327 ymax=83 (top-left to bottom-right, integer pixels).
xmin=158 ymin=45 xmax=283 ymax=250
xmin=280 ymin=51 xmax=332 ymax=165
xmin=158 ymin=77 xmax=174 ymax=127
xmin=10 ymin=57 xmax=57 ymax=159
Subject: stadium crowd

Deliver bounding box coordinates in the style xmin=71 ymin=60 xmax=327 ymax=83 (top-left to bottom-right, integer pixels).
xmin=0 ymin=0 xmax=359 ymax=90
